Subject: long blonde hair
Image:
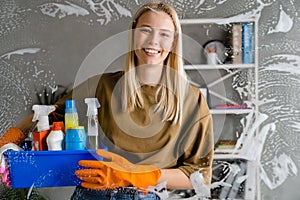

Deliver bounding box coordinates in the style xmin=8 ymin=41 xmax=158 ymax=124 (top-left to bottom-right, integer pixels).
xmin=122 ymin=2 xmax=188 ymax=125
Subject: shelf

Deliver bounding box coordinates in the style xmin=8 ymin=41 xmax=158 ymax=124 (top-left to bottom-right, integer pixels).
xmin=215 ymin=147 xmax=236 ymax=153
xmin=213 ymin=152 xmax=245 ymax=160
xmin=181 ymin=17 xmax=258 ymax=200
xmin=184 ymin=64 xmax=255 ymax=70
xmin=180 ymin=17 xmax=256 ymax=25
xmin=210 ymin=108 xmax=252 ymax=115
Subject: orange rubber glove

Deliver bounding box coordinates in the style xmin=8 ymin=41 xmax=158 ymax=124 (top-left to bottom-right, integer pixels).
xmin=75 ymin=149 xmax=161 ymax=190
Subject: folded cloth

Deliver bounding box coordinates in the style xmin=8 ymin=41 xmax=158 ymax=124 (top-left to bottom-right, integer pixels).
xmin=0 ymin=143 xmax=22 ymax=187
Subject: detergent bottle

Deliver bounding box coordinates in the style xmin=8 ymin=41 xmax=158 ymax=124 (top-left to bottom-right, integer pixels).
xmin=46 ymin=122 xmax=64 ymax=150
xmin=64 ymin=100 xmax=79 ymax=132
xmin=32 ymin=105 xmax=56 ymax=150
xmin=85 ymin=98 xmax=100 ymax=150
xmin=65 ymin=126 xmax=86 ymax=150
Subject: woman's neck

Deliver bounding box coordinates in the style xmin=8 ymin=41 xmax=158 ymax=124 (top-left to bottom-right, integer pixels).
xmin=136 ymin=64 xmax=163 ymax=86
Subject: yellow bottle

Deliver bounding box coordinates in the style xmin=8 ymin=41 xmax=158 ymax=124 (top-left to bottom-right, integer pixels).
xmin=64 ymin=100 xmax=79 ymax=132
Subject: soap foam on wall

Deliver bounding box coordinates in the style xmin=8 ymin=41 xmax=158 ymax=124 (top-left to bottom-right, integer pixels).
xmin=0 ymin=0 xmax=300 ymax=199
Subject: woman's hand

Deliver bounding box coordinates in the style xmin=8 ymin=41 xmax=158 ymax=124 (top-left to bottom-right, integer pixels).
xmin=75 ymin=149 xmax=161 ymax=190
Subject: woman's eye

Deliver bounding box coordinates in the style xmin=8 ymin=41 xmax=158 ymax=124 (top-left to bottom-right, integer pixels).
xmin=140 ymin=28 xmax=151 ymax=33
xmin=160 ymin=32 xmax=170 ymax=38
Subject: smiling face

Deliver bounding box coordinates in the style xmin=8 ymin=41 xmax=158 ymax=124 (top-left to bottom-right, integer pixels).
xmin=134 ymin=10 xmax=175 ymax=66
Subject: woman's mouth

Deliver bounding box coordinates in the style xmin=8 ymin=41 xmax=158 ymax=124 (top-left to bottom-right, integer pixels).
xmin=143 ymin=48 xmax=161 ymax=54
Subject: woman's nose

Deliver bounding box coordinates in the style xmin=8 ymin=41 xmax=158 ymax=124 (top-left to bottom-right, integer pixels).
xmin=148 ymin=32 xmax=159 ymax=45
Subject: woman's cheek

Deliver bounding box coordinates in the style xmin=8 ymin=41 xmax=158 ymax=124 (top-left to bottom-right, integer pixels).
xmin=161 ymin=40 xmax=174 ymax=52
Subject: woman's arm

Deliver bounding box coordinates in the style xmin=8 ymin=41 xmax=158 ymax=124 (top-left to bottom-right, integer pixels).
xmin=158 ymin=168 xmax=193 ymax=190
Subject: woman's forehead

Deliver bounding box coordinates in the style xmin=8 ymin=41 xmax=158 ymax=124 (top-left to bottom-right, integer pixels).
xmin=136 ymin=10 xmax=175 ymax=31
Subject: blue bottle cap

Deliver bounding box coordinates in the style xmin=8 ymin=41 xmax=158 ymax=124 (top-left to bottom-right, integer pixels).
xmin=65 ymin=100 xmax=77 ymax=113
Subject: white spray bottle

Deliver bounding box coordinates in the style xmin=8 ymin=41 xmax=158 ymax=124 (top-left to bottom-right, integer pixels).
xmin=85 ymin=98 xmax=100 ymax=150
xmin=32 ymin=105 xmax=56 ymax=150
xmin=32 ymin=105 xmax=56 ymax=131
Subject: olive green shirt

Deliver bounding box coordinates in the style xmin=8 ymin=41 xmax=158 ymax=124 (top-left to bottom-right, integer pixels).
xmin=55 ymin=71 xmax=214 ymax=184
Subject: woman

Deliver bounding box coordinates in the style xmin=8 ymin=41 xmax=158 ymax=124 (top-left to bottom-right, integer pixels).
xmin=68 ymin=2 xmax=214 ymax=199
xmin=0 ymin=2 xmax=214 ymax=199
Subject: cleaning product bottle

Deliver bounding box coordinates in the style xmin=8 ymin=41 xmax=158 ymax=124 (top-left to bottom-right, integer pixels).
xmin=20 ymin=132 xmax=33 ymax=151
xmin=85 ymin=98 xmax=100 ymax=149
xmin=32 ymin=105 xmax=56 ymax=150
xmin=64 ymin=100 xmax=79 ymax=132
xmin=65 ymin=126 xmax=86 ymax=150
xmin=46 ymin=122 xmax=65 ymax=150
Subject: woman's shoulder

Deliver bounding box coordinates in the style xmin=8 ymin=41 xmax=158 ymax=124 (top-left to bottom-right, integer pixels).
xmin=186 ymin=81 xmax=202 ymax=97
xmin=87 ymin=71 xmax=124 ymax=86
xmin=185 ymin=81 xmax=210 ymax=115
xmin=100 ymin=70 xmax=124 ymax=80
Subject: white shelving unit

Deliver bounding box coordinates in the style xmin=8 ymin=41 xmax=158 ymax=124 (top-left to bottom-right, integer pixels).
xmin=210 ymin=108 xmax=253 ymax=115
xmin=180 ymin=16 xmax=258 ymax=147
xmin=184 ymin=63 xmax=255 ymax=70
xmin=180 ymin=17 xmax=259 ymax=200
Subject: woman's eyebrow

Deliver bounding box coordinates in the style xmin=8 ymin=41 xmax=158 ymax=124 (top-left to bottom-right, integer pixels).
xmin=138 ymin=24 xmax=173 ymax=33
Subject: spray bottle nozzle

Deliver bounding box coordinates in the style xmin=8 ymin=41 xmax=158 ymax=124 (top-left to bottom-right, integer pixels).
xmin=32 ymin=105 xmax=56 ymax=131
xmin=85 ymin=98 xmax=100 ymax=116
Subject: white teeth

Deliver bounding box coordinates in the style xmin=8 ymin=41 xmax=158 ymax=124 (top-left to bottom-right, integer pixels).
xmin=144 ymin=48 xmax=159 ymax=54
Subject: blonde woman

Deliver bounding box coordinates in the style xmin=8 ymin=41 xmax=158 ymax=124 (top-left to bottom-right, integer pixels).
xmin=69 ymin=2 xmax=214 ymax=199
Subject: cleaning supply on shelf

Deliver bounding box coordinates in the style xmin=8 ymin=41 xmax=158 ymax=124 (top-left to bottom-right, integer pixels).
xmin=32 ymin=105 xmax=56 ymax=151
xmin=85 ymin=98 xmax=100 ymax=150
xmin=206 ymin=48 xmax=218 ymax=65
xmin=65 ymin=126 xmax=86 ymax=150
xmin=46 ymin=122 xmax=65 ymax=150
xmin=65 ymin=100 xmax=79 ymax=132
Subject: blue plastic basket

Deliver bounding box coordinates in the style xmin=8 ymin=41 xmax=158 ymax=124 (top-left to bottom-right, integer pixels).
xmin=4 ymin=150 xmax=100 ymax=188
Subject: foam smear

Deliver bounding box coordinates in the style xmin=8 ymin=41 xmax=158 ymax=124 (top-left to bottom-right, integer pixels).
xmin=1 ymin=48 xmax=41 ymax=60
xmin=190 ymin=171 xmax=211 ymax=198
xmin=260 ymin=153 xmax=297 ymax=189
xmin=85 ymin=0 xmax=131 ymax=25
xmin=235 ymin=112 xmax=269 ymax=161
xmin=264 ymin=54 xmax=300 ymax=74
xmin=268 ymin=5 xmax=293 ymax=34
xmin=188 ymin=165 xmax=245 ymax=199
xmin=39 ymin=1 xmax=89 ymax=19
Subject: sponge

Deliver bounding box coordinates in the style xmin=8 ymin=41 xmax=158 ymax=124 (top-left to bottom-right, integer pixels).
xmin=0 ymin=127 xmax=25 ymax=148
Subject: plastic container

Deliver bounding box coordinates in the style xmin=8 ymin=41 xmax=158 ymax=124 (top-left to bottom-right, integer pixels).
xmin=32 ymin=105 xmax=56 ymax=132
xmin=65 ymin=100 xmax=79 ymax=132
xmin=47 ymin=122 xmax=65 ymax=150
xmin=65 ymin=126 xmax=86 ymax=150
xmin=85 ymin=98 xmax=101 ymax=149
xmin=33 ymin=130 xmax=50 ymax=151
xmin=207 ymin=52 xmax=218 ymax=65
xmin=4 ymin=150 xmax=100 ymax=188
xmin=20 ymin=132 xmax=33 ymax=151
